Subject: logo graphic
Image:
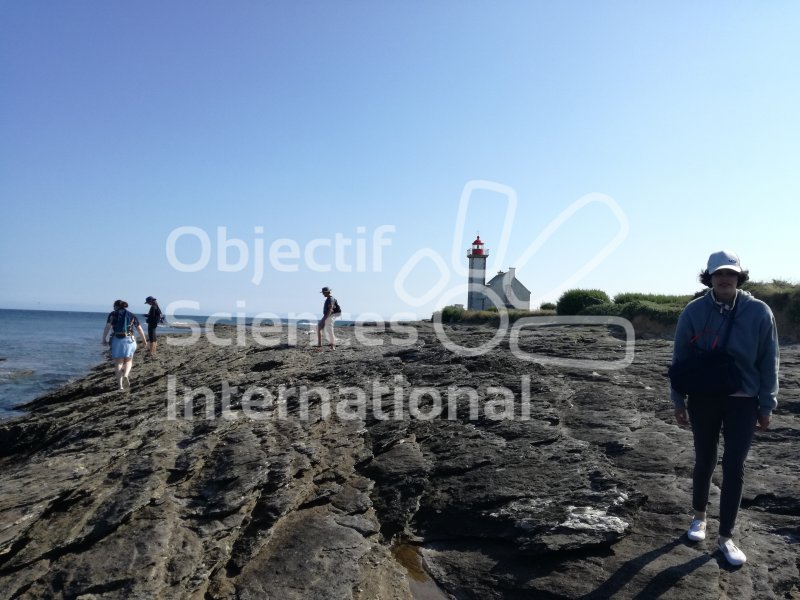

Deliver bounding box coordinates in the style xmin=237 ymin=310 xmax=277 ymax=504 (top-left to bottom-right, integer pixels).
xmin=394 ymin=180 xmax=634 ymax=368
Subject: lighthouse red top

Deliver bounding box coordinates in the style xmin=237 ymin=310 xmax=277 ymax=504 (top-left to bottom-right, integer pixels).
xmin=469 ymin=236 xmax=485 ymax=256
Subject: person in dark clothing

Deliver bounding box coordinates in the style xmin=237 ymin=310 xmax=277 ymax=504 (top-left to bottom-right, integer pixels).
xmin=671 ymin=250 xmax=779 ymax=566
xmin=144 ymin=296 xmax=163 ymax=357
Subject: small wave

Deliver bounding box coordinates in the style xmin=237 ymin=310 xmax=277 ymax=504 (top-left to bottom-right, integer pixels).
xmin=166 ymin=322 xmax=197 ymax=328
xmin=0 ymin=368 xmax=36 ymax=383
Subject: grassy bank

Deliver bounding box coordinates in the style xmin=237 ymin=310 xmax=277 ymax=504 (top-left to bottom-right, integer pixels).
xmin=434 ymin=280 xmax=800 ymax=342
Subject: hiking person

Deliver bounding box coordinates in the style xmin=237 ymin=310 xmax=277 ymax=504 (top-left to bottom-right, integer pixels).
xmin=144 ymin=296 xmax=163 ymax=357
xmin=670 ymin=250 xmax=779 ymax=566
xmin=102 ymin=299 xmax=148 ymax=390
xmin=316 ymin=286 xmax=341 ymax=350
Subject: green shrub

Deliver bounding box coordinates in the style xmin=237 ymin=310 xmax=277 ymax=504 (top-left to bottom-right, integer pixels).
xmin=618 ymin=300 xmax=683 ymax=324
xmin=761 ymin=291 xmax=791 ymax=311
xmin=437 ymin=281 xmax=800 ymax=336
xmin=580 ymin=300 xmax=684 ymax=330
xmin=436 ymin=306 xmax=555 ymax=324
xmin=556 ymin=289 xmax=611 ymax=316
xmin=613 ymin=292 xmax=693 ymax=306
xmin=743 ymin=279 xmax=797 ymax=296
xmin=464 ymin=309 xmax=502 ymax=324
xmin=462 ymin=309 xmax=552 ymax=323
xmin=742 ymin=280 xmax=800 ymax=320
xmin=440 ymin=305 xmax=465 ymax=323
xmin=579 ymin=302 xmax=622 ymax=317
xmin=783 ymin=291 xmax=800 ymax=325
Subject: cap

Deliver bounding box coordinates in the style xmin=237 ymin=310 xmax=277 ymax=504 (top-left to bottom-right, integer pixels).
xmin=145 ymin=296 xmax=156 ymax=303
xmin=321 ymin=287 xmax=331 ymax=294
xmin=707 ymin=250 xmax=741 ymax=274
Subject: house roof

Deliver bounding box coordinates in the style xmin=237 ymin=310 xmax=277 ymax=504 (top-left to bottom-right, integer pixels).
xmin=486 ymin=270 xmax=531 ymax=294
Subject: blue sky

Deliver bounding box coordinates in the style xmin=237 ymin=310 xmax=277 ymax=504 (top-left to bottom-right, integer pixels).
xmin=2 ymin=1 xmax=798 ymax=321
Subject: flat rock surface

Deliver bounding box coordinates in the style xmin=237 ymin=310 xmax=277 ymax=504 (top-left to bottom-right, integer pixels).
xmin=1 ymin=322 xmax=798 ymax=599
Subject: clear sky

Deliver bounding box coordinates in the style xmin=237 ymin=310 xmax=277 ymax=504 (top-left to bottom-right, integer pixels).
xmin=2 ymin=1 xmax=798 ymax=321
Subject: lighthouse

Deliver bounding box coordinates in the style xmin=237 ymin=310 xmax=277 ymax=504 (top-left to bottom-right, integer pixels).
xmin=465 ymin=235 xmax=532 ymax=311
xmin=467 ymin=236 xmax=488 ymax=310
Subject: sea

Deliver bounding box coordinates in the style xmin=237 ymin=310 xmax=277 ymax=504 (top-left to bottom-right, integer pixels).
xmin=0 ymin=309 xmax=207 ymax=420
xmin=0 ymin=309 xmax=343 ymax=420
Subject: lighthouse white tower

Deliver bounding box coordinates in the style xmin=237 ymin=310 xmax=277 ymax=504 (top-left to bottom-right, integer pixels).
xmin=467 ymin=236 xmax=488 ymax=310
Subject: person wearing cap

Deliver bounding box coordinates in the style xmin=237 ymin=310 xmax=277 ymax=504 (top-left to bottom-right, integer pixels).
xmin=671 ymin=250 xmax=779 ymax=566
xmin=316 ymin=287 xmax=338 ymax=350
xmin=144 ymin=296 xmax=162 ymax=357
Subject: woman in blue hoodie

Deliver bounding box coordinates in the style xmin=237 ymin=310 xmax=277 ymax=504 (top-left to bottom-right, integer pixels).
xmin=671 ymin=250 xmax=779 ymax=566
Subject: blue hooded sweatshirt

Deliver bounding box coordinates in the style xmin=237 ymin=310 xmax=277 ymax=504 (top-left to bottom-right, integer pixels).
xmin=670 ymin=289 xmax=779 ymax=416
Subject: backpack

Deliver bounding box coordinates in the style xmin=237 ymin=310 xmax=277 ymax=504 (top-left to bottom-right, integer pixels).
xmin=331 ymin=298 xmax=342 ymax=314
xmin=111 ymin=309 xmax=132 ymax=337
xmin=150 ymin=304 xmax=165 ymax=326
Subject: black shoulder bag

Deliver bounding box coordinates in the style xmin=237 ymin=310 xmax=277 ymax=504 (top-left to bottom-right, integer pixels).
xmin=668 ymin=303 xmax=741 ymax=397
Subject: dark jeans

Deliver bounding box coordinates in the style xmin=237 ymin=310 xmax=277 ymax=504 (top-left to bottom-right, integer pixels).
xmin=688 ymin=395 xmax=758 ymax=538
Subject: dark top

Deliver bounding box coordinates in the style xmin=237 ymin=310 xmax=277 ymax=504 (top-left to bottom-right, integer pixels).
xmin=107 ymin=309 xmax=140 ymax=335
xmin=146 ymin=303 xmax=162 ymax=327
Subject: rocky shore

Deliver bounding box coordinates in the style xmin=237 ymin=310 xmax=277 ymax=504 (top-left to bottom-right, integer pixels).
xmin=1 ymin=322 xmax=798 ymax=599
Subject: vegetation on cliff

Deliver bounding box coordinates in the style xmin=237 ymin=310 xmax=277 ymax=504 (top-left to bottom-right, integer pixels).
xmin=436 ymin=280 xmax=800 ymax=340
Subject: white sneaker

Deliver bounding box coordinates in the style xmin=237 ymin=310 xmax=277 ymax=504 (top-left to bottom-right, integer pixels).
xmin=687 ymin=519 xmax=706 ymax=542
xmin=719 ymin=539 xmax=747 ymax=566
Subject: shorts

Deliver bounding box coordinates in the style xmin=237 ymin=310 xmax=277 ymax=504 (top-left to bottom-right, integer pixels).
xmin=148 ymin=325 xmax=157 ymax=342
xmin=111 ymin=336 xmax=137 ymax=359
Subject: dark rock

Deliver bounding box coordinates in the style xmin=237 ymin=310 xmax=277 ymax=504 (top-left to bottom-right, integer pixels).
xmin=0 ymin=323 xmax=798 ymax=599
